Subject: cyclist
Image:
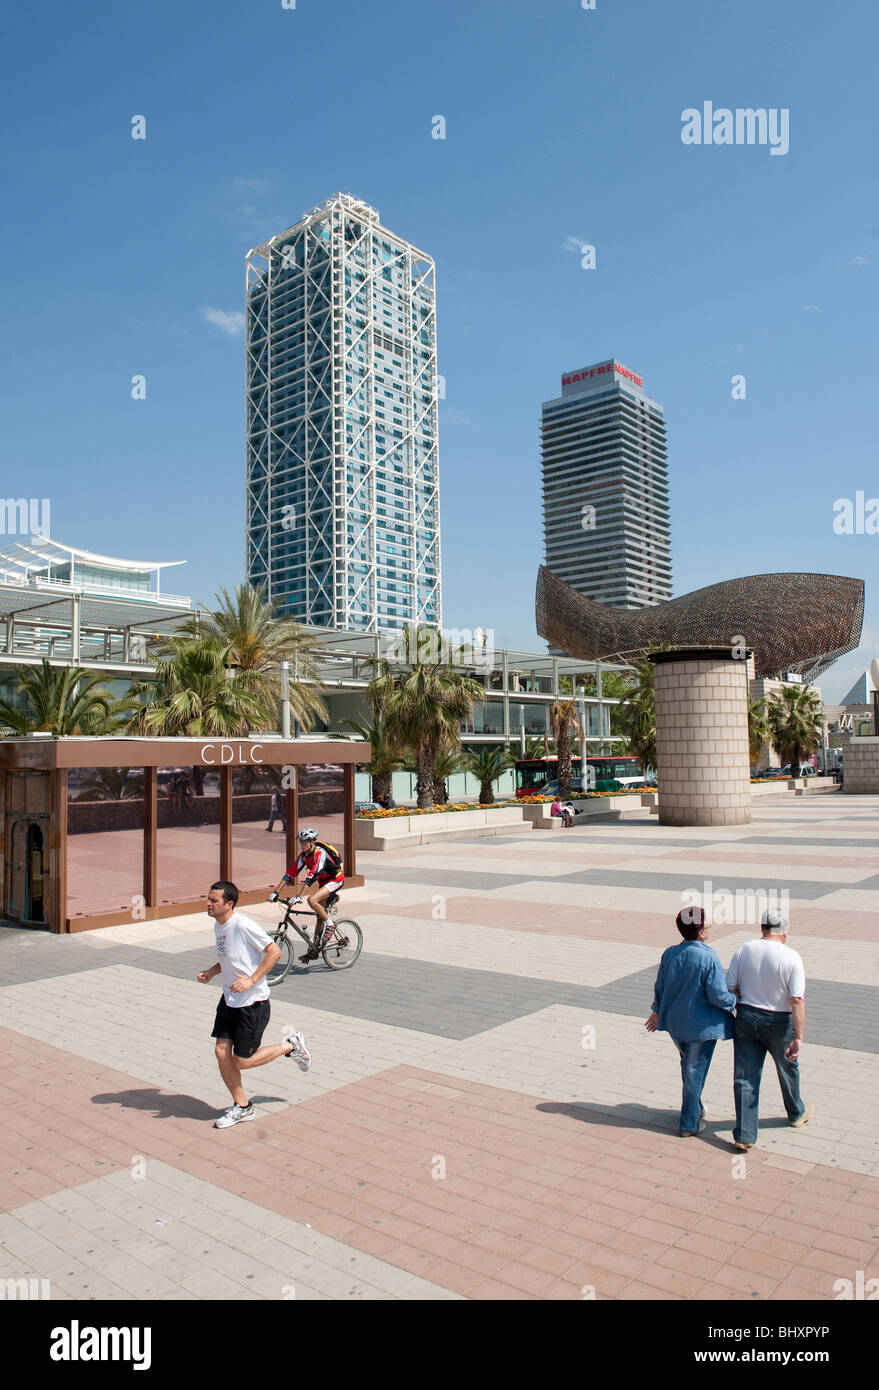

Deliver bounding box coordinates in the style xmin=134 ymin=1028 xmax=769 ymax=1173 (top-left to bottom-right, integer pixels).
xmin=269 ymin=828 xmax=344 ymax=962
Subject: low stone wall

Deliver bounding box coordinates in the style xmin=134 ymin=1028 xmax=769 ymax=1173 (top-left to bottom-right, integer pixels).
xmin=67 ymin=788 xmax=344 ymax=835
xmin=355 ymin=806 xmax=524 ymax=851
xmin=750 ymin=779 xmax=838 ymax=798
xmin=843 ymin=738 xmax=879 ymax=793
xmin=522 ymin=793 xmax=656 ymax=828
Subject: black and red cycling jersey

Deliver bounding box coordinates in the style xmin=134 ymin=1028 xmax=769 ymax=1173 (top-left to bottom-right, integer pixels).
xmin=284 ymin=846 xmax=344 ymax=888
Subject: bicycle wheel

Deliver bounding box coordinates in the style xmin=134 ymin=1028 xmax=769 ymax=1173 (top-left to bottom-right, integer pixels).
xmin=321 ymin=919 xmax=362 ymax=970
xmin=267 ymin=932 xmax=292 ymax=986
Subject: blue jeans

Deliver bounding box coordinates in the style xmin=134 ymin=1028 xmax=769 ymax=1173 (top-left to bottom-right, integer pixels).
xmin=672 ymin=1038 xmax=716 ymax=1133
xmin=733 ymin=1005 xmax=804 ymax=1144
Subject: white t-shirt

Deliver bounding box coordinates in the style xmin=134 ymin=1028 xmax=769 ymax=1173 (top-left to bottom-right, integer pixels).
xmin=214 ymin=911 xmax=273 ymax=1007
xmin=726 ymin=938 xmax=806 ymax=1011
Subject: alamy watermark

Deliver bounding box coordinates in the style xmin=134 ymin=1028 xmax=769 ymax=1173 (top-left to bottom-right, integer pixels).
xmin=680 ymin=880 xmax=789 ymax=926
xmin=832 ymin=492 xmax=879 ymax=535
xmin=0 ymin=498 xmax=50 ymax=537
xmin=382 ymin=624 xmax=495 ymax=670
xmin=681 ymin=102 xmax=789 ymax=156
xmin=1 ymin=1276 xmax=51 ymax=1300
xmin=833 ymin=1270 xmax=879 ymax=1299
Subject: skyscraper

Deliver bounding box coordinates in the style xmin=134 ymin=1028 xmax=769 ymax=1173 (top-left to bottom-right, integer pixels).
xmin=245 ymin=193 xmax=441 ymax=632
xmin=541 ymin=358 xmax=671 ymax=610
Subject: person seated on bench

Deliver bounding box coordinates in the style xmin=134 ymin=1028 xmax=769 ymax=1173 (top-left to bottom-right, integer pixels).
xmin=550 ymin=798 xmax=574 ymax=828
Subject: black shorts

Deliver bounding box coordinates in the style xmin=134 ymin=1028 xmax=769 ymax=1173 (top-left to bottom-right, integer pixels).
xmin=211 ymin=995 xmax=270 ymax=1059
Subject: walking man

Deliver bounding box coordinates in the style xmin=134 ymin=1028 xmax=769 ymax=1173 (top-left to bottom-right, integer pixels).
xmin=645 ymin=907 xmax=737 ymax=1136
xmin=266 ymin=787 xmax=286 ymax=833
xmin=726 ymin=908 xmax=814 ymax=1151
xmin=199 ymin=881 xmax=311 ymax=1128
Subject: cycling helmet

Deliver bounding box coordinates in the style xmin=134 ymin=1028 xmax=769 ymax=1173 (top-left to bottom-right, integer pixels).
xmin=297 ymin=827 xmax=318 ymax=842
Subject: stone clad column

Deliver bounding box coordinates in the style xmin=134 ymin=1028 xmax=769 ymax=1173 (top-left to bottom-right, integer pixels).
xmin=650 ymin=648 xmax=752 ymax=827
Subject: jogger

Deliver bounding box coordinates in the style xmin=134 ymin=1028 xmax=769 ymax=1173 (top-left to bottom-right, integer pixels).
xmin=200 ymin=881 xmax=311 ymax=1128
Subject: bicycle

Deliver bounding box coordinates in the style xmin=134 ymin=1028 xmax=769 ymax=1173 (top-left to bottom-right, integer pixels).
xmin=267 ymin=893 xmax=363 ymax=985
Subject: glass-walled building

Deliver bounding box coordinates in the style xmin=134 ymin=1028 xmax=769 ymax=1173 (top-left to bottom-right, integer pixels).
xmin=246 ymin=193 xmax=442 ymax=633
xmin=541 ymin=359 xmax=671 ymax=612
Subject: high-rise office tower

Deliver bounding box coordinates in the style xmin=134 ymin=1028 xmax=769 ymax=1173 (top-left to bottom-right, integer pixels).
xmin=245 ymin=193 xmax=441 ymax=631
xmin=541 ymin=358 xmax=671 ymax=609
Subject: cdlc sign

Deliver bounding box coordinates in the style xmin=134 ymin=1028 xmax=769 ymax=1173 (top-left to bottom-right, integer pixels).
xmin=200 ymin=743 xmax=264 ymax=764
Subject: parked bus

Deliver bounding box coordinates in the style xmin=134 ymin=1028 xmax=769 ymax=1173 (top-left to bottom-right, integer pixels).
xmin=515 ymin=755 xmax=646 ymax=797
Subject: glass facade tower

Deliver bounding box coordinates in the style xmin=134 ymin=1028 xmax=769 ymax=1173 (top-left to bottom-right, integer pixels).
xmin=541 ymin=358 xmax=671 ymax=609
xmin=245 ymin=193 xmax=441 ymax=631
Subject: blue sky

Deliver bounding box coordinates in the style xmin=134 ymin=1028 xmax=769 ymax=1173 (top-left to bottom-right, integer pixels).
xmin=1 ymin=0 xmax=876 ymax=700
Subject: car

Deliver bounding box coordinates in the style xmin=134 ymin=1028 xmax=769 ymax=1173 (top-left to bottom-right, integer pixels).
xmin=541 ymin=779 xmax=585 ymax=797
xmin=354 ymin=800 xmax=382 ymax=813
xmin=780 ymin=764 xmax=815 ymax=777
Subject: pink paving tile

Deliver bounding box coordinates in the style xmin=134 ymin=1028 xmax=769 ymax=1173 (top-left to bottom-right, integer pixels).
xmin=4 ymin=1030 xmax=879 ymax=1304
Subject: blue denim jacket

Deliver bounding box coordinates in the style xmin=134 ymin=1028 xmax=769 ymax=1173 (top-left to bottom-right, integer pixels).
xmin=651 ymin=940 xmax=737 ymax=1042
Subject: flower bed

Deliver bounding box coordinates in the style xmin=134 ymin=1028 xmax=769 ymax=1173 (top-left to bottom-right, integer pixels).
xmin=357 ymin=788 xmax=657 ymax=818
xmin=357 ymin=799 xmax=522 ymax=819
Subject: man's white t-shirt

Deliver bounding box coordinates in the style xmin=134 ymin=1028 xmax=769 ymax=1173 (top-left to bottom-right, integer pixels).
xmin=726 ymin=938 xmax=806 ymax=1011
xmin=214 ymin=912 xmax=273 ymax=1007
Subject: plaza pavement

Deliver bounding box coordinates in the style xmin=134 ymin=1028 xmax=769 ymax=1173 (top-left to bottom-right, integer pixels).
xmin=2 ymin=792 xmax=878 ymax=1301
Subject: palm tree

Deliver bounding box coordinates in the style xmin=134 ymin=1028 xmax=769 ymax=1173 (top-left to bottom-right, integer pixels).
xmin=431 ymin=744 xmax=463 ymax=805
xmin=618 ymin=659 xmax=656 ymax=779
xmin=767 ymin=685 xmax=823 ymax=779
xmin=462 ymin=745 xmax=513 ymax=805
xmin=550 ymin=700 xmax=580 ymax=799
xmin=522 ymin=736 xmax=548 ymax=761
xmin=748 ymin=697 xmax=770 ymax=769
xmin=74 ymin=767 xmax=145 ymax=801
xmin=0 ymin=662 xmax=135 ymax=736
xmin=340 ymin=682 xmax=403 ymax=803
xmin=372 ymin=629 xmax=484 ymax=809
xmin=176 ymin=584 xmax=327 ymax=731
xmin=127 ymin=636 xmax=271 ymax=793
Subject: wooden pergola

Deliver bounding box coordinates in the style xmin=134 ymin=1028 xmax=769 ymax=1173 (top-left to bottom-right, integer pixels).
xmin=0 ymin=736 xmax=368 ymax=933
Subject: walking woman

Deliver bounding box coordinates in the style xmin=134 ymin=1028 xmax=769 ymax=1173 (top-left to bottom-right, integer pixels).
xmin=645 ymin=907 xmax=737 ymax=1136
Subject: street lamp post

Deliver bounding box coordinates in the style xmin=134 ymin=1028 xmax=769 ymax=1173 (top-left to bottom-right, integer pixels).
xmin=280 ymin=661 xmax=291 ymax=740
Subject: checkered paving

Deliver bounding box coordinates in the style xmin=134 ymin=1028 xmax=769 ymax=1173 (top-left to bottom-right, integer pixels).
xmin=1 ymin=794 xmax=878 ymax=1299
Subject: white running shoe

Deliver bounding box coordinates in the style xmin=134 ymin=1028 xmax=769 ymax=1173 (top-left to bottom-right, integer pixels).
xmin=214 ymin=1103 xmax=255 ymax=1129
xmin=283 ymin=1028 xmax=312 ymax=1072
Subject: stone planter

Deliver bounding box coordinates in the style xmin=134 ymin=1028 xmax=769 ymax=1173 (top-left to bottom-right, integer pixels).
xmin=355 ymin=805 xmax=524 ymax=851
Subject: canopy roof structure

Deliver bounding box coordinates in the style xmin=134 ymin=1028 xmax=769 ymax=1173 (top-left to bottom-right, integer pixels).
xmin=0 ymin=537 xmax=191 ymax=672
xmin=536 ymin=566 xmax=865 ymax=683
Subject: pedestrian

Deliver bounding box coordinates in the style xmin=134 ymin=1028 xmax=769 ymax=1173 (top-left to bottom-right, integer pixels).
xmin=266 ymin=787 xmax=286 ymax=832
xmin=726 ymin=908 xmax=814 ymax=1151
xmin=645 ymin=906 xmax=737 ymax=1136
xmin=380 ymin=793 xmax=396 ymax=809
xmin=198 ymin=881 xmax=311 ymax=1129
xmin=550 ymin=797 xmax=572 ymax=827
